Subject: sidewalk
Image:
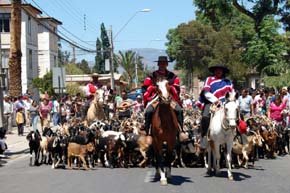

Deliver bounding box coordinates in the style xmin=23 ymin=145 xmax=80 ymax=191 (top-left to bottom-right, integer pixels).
xmin=4 ymin=126 xmax=31 ymax=156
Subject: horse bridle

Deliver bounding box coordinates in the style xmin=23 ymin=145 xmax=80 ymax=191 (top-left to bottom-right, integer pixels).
xmin=221 ymin=100 xmax=239 ymax=130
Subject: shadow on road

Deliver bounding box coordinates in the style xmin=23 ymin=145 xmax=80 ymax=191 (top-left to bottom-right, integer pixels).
xmin=169 ymin=175 xmax=193 ymax=185
xmin=150 ymin=175 xmax=193 ymax=185
xmin=204 ymin=170 xmax=251 ymax=181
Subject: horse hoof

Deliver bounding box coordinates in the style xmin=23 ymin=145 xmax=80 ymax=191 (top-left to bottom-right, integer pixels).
xmin=160 ymin=179 xmax=167 ymax=186
xmin=228 ymin=175 xmax=234 ymax=181
xmin=206 ymin=169 xmax=212 ymax=176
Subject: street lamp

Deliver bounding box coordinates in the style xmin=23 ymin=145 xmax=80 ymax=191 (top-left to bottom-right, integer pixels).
xmin=109 ymin=8 xmax=151 ymax=90
xmin=113 ymin=8 xmax=151 ymax=40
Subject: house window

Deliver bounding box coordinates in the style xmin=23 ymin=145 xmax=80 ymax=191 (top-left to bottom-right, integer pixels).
xmin=29 ymin=49 xmax=33 ymax=69
xmin=1 ymin=49 xmax=9 ymax=68
xmin=0 ymin=13 xmax=10 ymax=32
xmin=54 ymin=56 xmax=57 ymax=67
xmin=28 ymin=16 xmax=32 ymax=36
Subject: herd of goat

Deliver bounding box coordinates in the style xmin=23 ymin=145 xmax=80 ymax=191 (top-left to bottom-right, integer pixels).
xmin=26 ymin=110 xmax=290 ymax=170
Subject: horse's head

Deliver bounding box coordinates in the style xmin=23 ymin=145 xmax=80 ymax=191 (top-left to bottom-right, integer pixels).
xmin=224 ymin=91 xmax=239 ymax=128
xmin=94 ymin=88 xmax=105 ymax=105
xmin=156 ymin=79 xmax=171 ymax=104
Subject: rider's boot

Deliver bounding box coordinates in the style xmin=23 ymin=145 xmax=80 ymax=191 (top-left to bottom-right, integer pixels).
xmin=200 ymin=116 xmax=210 ymax=149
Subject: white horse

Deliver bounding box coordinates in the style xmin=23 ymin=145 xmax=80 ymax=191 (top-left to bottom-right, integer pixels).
xmin=205 ymin=91 xmax=238 ymax=180
xmin=86 ymin=89 xmax=105 ymax=125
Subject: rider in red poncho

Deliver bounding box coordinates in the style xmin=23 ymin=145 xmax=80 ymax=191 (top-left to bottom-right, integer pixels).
xmin=142 ymin=56 xmax=183 ymax=136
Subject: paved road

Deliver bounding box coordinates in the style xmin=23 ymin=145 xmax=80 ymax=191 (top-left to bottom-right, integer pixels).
xmin=1 ymin=154 xmax=290 ymax=193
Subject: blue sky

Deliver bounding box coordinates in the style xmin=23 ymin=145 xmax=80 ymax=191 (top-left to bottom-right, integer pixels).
xmin=26 ymin=0 xmax=196 ymax=55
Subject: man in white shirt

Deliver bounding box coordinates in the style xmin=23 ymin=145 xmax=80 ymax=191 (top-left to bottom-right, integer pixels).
xmin=238 ymin=89 xmax=253 ymax=120
xmin=3 ymin=95 xmax=13 ymax=134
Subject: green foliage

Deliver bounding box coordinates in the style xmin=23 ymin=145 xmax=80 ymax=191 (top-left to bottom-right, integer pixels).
xmin=77 ymin=59 xmax=91 ymax=74
xmin=66 ymin=82 xmax=84 ymax=96
xmin=166 ymin=20 xmax=248 ymax=83
xmin=94 ymin=38 xmax=103 ymax=73
xmin=194 ymin=0 xmax=234 ymax=31
xmin=101 ymin=23 xmax=111 ymax=67
xmin=115 ymin=50 xmax=144 ymax=88
xmin=263 ymin=72 xmax=290 ymax=88
xmin=32 ymin=71 xmax=55 ymax=96
xmin=93 ymin=23 xmax=112 ymax=74
xmin=65 ymin=63 xmax=84 ymax=75
xmin=244 ymin=17 xmax=288 ymax=75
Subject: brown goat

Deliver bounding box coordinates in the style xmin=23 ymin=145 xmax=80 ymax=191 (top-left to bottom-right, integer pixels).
xmin=67 ymin=142 xmax=94 ymax=170
xmin=232 ymin=131 xmax=264 ymax=168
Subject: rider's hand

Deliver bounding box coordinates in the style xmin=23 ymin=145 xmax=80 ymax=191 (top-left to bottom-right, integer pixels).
xmin=214 ymin=100 xmax=221 ymax=107
xmin=147 ymin=86 xmax=156 ymax=93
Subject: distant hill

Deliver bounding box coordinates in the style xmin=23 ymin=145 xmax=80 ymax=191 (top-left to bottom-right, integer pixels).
xmin=130 ymin=48 xmax=175 ymax=71
xmin=88 ymin=48 xmax=175 ymax=73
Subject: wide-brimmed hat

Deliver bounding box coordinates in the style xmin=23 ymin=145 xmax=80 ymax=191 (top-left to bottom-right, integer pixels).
xmin=208 ymin=64 xmax=229 ymax=74
xmin=154 ymin=56 xmax=171 ymax=63
xmin=91 ymin=73 xmax=99 ymax=77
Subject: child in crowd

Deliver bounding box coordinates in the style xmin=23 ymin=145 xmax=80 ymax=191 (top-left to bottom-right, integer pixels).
xmin=15 ymin=107 xmax=25 ymax=136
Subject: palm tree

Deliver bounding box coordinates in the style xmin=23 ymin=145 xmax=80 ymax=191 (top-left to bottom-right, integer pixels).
xmin=8 ymin=0 xmax=22 ymax=96
xmin=115 ymin=50 xmax=144 ymax=88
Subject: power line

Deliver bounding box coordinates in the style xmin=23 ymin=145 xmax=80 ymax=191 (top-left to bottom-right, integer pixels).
xmin=28 ymin=0 xmax=96 ymax=49
xmin=48 ymin=0 xmax=97 ymax=35
xmin=21 ymin=0 xmax=96 ymax=53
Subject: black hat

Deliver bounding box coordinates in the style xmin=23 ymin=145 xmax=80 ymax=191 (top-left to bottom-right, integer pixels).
xmin=208 ymin=64 xmax=229 ymax=74
xmin=154 ymin=56 xmax=171 ymax=63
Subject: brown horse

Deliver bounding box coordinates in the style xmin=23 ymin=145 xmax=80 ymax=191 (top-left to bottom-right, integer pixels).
xmin=86 ymin=89 xmax=105 ymax=125
xmin=151 ymin=79 xmax=179 ymax=185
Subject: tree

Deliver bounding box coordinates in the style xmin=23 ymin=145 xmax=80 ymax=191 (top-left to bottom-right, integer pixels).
xmin=65 ymin=63 xmax=84 ymax=75
xmin=194 ymin=0 xmax=290 ymax=34
xmin=100 ymin=23 xmax=111 ymax=73
xmin=115 ymin=50 xmax=144 ymax=88
xmin=8 ymin=0 xmax=22 ymax=96
xmin=166 ymin=20 xmax=249 ymax=88
xmin=232 ymin=0 xmax=289 ymax=34
xmin=77 ymin=59 xmax=91 ymax=74
xmin=244 ymin=17 xmax=288 ymax=75
xmin=194 ymin=0 xmax=234 ymax=31
xmin=32 ymin=71 xmax=55 ymax=96
xmin=94 ymin=38 xmax=103 ymax=73
xmin=66 ymin=82 xmax=84 ymax=96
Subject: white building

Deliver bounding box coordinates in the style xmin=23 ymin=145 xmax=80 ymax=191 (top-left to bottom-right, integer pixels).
xmin=0 ymin=1 xmax=61 ymax=94
xmin=38 ymin=17 xmax=62 ymax=78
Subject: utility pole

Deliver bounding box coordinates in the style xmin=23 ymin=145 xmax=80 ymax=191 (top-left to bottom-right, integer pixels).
xmin=72 ymin=45 xmax=76 ymax=64
xmin=135 ymin=52 xmax=138 ymax=88
xmin=9 ymin=0 xmax=22 ymax=96
xmin=0 ymin=32 xmax=4 ymax=129
xmin=108 ymin=26 xmax=115 ymax=90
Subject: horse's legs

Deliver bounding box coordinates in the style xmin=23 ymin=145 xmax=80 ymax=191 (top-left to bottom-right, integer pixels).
xmin=213 ymin=143 xmax=220 ymax=176
xmin=205 ymin=147 xmax=211 ymax=173
xmin=226 ymin=143 xmax=234 ymax=180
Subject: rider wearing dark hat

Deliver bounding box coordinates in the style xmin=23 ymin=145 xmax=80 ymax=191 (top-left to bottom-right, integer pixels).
xmin=197 ymin=64 xmax=233 ymax=148
xmin=142 ymin=56 xmax=183 ymax=136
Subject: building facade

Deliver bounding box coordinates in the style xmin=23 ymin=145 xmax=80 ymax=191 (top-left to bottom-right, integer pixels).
xmin=0 ymin=2 xmax=61 ymax=94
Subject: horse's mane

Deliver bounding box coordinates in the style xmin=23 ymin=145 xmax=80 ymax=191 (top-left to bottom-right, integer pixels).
xmin=156 ymin=103 xmax=179 ymax=131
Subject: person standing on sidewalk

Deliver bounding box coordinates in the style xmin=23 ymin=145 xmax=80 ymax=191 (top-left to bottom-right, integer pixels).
xmin=3 ymin=95 xmax=13 ymax=134
xmin=15 ymin=107 xmax=25 ymax=136
xmin=28 ymin=100 xmax=40 ymax=132
xmin=39 ymin=97 xmax=51 ymax=131
xmin=51 ymin=96 xmax=60 ymax=126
